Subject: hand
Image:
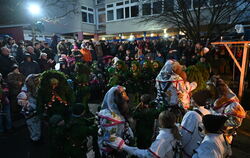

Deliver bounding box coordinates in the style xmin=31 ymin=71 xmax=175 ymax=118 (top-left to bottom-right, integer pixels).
xmin=107 ymin=136 xmax=125 ymax=150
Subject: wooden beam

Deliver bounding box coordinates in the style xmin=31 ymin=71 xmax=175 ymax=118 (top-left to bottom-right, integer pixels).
xmin=238 ymin=43 xmax=249 ymax=100
xmin=224 ymin=44 xmax=242 ymax=72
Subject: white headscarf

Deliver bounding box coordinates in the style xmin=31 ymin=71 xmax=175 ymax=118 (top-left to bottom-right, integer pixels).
xmin=156 ymin=60 xmax=175 ymax=82
xmin=101 ymin=86 xmax=121 ymax=115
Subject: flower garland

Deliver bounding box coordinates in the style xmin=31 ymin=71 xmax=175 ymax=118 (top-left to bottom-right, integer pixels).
xmin=44 ymin=91 xmax=68 ymax=109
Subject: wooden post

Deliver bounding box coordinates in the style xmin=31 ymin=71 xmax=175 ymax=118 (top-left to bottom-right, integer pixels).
xmin=238 ymin=43 xmax=248 ymax=100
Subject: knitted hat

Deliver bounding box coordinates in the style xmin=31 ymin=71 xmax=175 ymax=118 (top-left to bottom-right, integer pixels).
xmin=203 ymin=114 xmax=228 ymax=133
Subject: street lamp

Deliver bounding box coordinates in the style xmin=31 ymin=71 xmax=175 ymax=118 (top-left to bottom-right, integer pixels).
xmin=28 ymin=4 xmax=41 ymax=16
xmin=27 ymin=3 xmax=41 ymax=44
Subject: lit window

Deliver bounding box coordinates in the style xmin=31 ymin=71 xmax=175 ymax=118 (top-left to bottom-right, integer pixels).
xmin=107 ymin=10 xmax=114 ymax=21
xmin=131 ymin=5 xmax=139 ymax=17
xmin=82 ymin=12 xmax=87 ymax=22
xmin=143 ymin=3 xmax=151 ymax=15
xmin=153 ymin=1 xmax=162 ymax=14
xmin=125 ymin=7 xmax=130 ymax=18
xmin=98 ymin=14 xmax=106 ymax=23
xmin=117 ymin=8 xmax=124 ymax=19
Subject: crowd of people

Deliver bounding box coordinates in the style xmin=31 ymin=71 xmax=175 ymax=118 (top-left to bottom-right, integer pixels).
xmin=0 ymin=35 xmax=247 ymax=158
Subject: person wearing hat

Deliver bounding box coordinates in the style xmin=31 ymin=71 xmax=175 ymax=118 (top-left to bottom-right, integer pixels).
xmin=180 ymin=90 xmax=212 ymax=158
xmin=19 ymin=53 xmax=41 ymax=77
xmin=193 ymin=114 xmax=232 ymax=158
xmin=42 ymin=42 xmax=54 ymax=60
xmin=64 ymin=103 xmax=99 ymax=158
xmin=6 ymin=64 xmax=25 ymax=115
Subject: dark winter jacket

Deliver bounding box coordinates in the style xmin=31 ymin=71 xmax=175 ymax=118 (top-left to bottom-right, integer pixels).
xmin=19 ymin=54 xmax=41 ymax=77
xmin=0 ymin=54 xmax=17 ymax=79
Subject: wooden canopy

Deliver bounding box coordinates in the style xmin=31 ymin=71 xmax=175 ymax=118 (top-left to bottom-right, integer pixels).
xmin=211 ymin=41 xmax=250 ymax=100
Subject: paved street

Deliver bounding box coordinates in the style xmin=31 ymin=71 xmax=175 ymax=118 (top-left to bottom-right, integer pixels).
xmin=1 ymin=109 xmax=250 ymax=158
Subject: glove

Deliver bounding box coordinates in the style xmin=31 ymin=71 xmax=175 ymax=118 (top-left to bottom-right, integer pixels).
xmin=108 ymin=136 xmax=125 ymax=150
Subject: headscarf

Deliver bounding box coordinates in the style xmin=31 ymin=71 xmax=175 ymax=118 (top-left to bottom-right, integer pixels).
xmin=156 ymin=60 xmax=175 ymax=82
xmin=101 ymin=86 xmax=121 ymax=115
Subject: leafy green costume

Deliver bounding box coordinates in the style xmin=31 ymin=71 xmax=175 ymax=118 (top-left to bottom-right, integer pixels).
xmin=186 ymin=65 xmax=206 ymax=93
xmin=108 ymin=60 xmax=129 ymax=88
xmin=74 ymin=62 xmax=91 ymax=110
xmin=37 ymin=70 xmax=75 ymax=158
xmin=132 ymin=99 xmax=165 ymax=149
xmin=37 ymin=70 xmax=75 ymax=121
xmin=141 ymin=60 xmax=154 ymax=93
xmin=64 ymin=103 xmax=99 ymax=158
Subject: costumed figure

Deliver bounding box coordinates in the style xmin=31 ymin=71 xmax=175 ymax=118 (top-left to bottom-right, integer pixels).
xmin=127 ymin=61 xmax=142 ymax=105
xmin=37 ymin=70 xmax=75 ymax=121
xmin=152 ymin=60 xmax=163 ymax=79
xmin=155 ymin=60 xmax=197 ymax=112
xmin=141 ymin=60 xmax=154 ymax=93
xmin=108 ymin=60 xmax=129 ymax=88
xmin=193 ymin=114 xmax=232 ymax=158
xmin=17 ymin=74 xmax=41 ymax=142
xmin=108 ymin=111 xmax=181 ymax=158
xmin=74 ymin=62 xmax=91 ymax=111
xmin=89 ymin=61 xmax=106 ymax=101
xmin=97 ymin=86 xmax=134 ymax=157
xmin=64 ymin=103 xmax=99 ymax=158
xmin=180 ymin=90 xmax=212 ymax=158
xmin=132 ymin=94 xmax=159 ymax=149
xmin=37 ymin=70 xmax=75 ymax=157
xmin=211 ymin=77 xmax=246 ymax=144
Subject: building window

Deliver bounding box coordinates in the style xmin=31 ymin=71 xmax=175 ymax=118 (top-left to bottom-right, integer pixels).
xmin=96 ymin=0 xmax=105 ymax=5
xmin=107 ymin=4 xmax=114 ymax=8
xmin=193 ymin=0 xmax=207 ymax=8
xmin=153 ymin=1 xmax=162 ymax=14
xmin=107 ymin=10 xmax=114 ymax=21
xmin=125 ymin=1 xmax=129 ymax=4
xmin=81 ymin=6 xmax=95 ymax=24
xmin=117 ymin=8 xmax=124 ymax=19
xmin=143 ymin=3 xmax=151 ymax=15
xmin=88 ymin=8 xmax=94 ymax=12
xmin=185 ymin=0 xmax=192 ymax=9
xmin=131 ymin=5 xmax=139 ymax=17
xmin=82 ymin=12 xmax=87 ymax=22
xmin=81 ymin=6 xmax=87 ymax=10
xmin=116 ymin=2 xmax=124 ymax=6
xmin=98 ymin=13 xmax=106 ymax=23
xmin=125 ymin=7 xmax=130 ymax=18
xmin=88 ymin=13 xmax=94 ymax=23
xmin=131 ymin=0 xmax=139 ymax=3
xmin=98 ymin=8 xmax=105 ymax=12
xmin=164 ymin=0 xmax=174 ymax=11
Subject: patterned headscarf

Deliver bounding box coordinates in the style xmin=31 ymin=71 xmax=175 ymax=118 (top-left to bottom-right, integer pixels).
xmin=101 ymin=86 xmax=121 ymax=115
